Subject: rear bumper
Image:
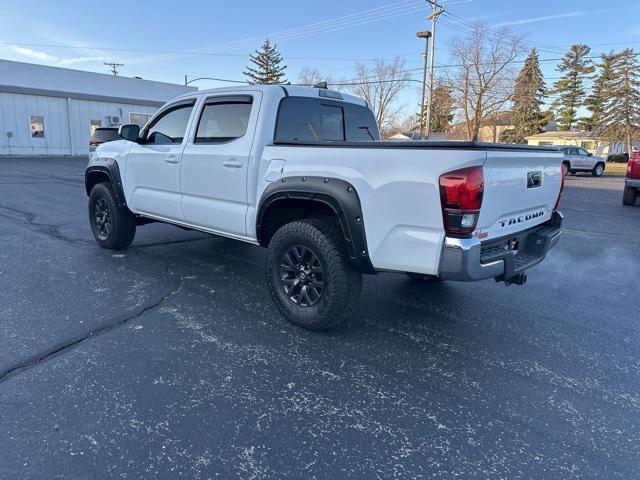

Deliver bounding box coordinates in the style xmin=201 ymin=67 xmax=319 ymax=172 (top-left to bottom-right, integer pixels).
xmin=439 ymin=211 xmax=563 ymax=283
xmin=626 ymin=178 xmax=640 ymax=188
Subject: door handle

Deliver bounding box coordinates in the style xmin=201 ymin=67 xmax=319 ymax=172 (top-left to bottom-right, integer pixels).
xmin=222 ymin=159 xmax=243 ymax=168
xmin=164 ymin=155 xmax=179 ymax=164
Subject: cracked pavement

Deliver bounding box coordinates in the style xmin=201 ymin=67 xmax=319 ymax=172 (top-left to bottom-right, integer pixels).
xmin=0 ymin=156 xmax=639 ymax=479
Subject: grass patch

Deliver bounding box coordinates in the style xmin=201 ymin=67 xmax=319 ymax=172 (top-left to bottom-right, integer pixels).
xmin=604 ymin=163 xmax=628 ymax=176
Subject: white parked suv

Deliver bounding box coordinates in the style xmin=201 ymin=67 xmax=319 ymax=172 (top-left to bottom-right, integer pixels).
xmin=85 ymin=85 xmax=564 ymax=330
xmin=559 ymin=146 xmax=606 ymax=176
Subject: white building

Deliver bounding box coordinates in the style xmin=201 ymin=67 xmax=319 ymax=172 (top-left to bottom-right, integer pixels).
xmin=0 ymin=59 xmax=196 ymax=156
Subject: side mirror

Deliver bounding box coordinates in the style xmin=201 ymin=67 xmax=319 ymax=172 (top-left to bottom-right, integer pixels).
xmin=118 ymin=124 xmax=140 ymax=142
xmin=588 ymin=152 xmax=593 ymax=157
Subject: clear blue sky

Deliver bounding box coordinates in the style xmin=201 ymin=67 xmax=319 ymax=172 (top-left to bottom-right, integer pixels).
xmin=1 ymin=0 xmax=639 ymax=118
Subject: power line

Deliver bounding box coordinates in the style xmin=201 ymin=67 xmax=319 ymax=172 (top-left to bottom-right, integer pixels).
xmin=0 ymin=40 xmax=407 ymax=63
xmin=103 ymin=62 xmax=124 ymax=76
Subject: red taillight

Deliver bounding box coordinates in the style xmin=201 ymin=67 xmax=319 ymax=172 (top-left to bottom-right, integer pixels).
xmin=90 ymin=140 xmax=99 ymax=146
xmin=554 ymin=164 xmax=565 ymax=211
xmin=439 ymin=166 xmax=484 ymax=236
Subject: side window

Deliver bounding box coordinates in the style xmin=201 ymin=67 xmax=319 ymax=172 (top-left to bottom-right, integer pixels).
xmin=578 ymin=148 xmax=589 ymax=156
xmin=146 ymin=103 xmax=194 ymax=144
xmin=195 ymin=96 xmax=253 ymax=143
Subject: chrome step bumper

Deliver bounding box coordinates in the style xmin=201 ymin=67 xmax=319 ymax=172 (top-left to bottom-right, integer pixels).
xmin=439 ymin=211 xmax=563 ymax=283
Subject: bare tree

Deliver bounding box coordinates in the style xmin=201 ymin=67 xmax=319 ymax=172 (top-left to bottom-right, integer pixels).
xmin=348 ymin=57 xmax=410 ymax=130
xmin=298 ymin=67 xmax=333 ymax=86
xmin=447 ymin=24 xmax=524 ymax=141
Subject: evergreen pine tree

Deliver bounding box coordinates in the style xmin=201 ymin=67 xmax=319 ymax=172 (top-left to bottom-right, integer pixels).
xmin=430 ymin=84 xmax=455 ymax=133
xmin=244 ymin=39 xmax=287 ymax=85
xmin=552 ymin=44 xmax=595 ymax=131
xmin=600 ymin=49 xmax=640 ymax=154
xmin=582 ymin=52 xmax=616 ymax=131
xmin=511 ymin=48 xmax=546 ymax=142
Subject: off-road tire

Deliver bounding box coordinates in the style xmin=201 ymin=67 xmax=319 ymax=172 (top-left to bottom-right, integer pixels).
xmin=88 ymin=182 xmax=136 ymax=250
xmin=266 ymin=218 xmax=362 ymax=330
xmin=592 ymin=163 xmax=604 ymax=177
xmin=623 ymin=186 xmax=638 ymax=206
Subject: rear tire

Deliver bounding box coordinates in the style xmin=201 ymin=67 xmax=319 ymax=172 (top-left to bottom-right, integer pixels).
xmin=266 ymin=218 xmax=362 ymax=331
xmin=88 ymin=182 xmax=136 ymax=249
xmin=623 ymin=186 xmax=638 ymax=206
xmin=592 ymin=163 xmax=604 ymax=177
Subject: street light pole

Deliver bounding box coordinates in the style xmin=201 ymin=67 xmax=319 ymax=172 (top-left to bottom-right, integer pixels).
xmin=416 ymin=31 xmax=432 ymax=139
xmin=424 ymin=0 xmax=444 ymax=140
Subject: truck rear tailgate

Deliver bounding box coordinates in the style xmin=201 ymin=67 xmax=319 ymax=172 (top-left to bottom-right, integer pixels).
xmin=476 ymin=149 xmax=564 ymax=241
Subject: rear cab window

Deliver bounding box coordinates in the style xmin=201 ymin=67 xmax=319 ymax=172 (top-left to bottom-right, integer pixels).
xmin=275 ymin=97 xmax=379 ymax=143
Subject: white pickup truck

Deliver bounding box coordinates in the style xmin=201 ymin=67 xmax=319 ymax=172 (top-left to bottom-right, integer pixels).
xmin=85 ymin=85 xmax=564 ymax=330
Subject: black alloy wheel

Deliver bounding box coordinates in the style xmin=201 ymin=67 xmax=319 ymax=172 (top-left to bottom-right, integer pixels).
xmin=280 ymin=245 xmax=325 ymax=307
xmin=93 ymin=197 xmax=112 ymax=240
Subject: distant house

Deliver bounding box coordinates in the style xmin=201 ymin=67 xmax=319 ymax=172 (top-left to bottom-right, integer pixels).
xmin=448 ymin=112 xmax=514 ymax=143
xmin=387 ymin=132 xmax=423 ymax=141
xmin=525 ymin=131 xmax=639 ymax=158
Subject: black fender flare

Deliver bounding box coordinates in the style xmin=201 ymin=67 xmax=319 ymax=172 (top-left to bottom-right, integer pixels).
xmin=85 ymin=159 xmax=127 ymax=208
xmin=257 ymin=176 xmax=374 ymax=273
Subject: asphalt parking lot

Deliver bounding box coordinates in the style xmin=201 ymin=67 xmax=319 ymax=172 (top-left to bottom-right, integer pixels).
xmin=1 ymin=156 xmax=638 ymax=479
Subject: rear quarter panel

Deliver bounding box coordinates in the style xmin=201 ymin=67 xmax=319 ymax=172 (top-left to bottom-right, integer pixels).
xmin=257 ymin=145 xmax=487 ymax=275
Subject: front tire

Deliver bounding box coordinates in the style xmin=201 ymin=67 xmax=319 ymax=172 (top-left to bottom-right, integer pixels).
xmin=623 ymin=186 xmax=638 ymax=206
xmin=88 ymin=182 xmax=136 ymax=249
xmin=592 ymin=163 xmax=604 ymax=177
xmin=266 ymin=218 xmax=362 ymax=330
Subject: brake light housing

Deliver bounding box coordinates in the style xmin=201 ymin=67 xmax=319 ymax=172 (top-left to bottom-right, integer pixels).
xmin=439 ymin=166 xmax=484 ymax=236
xmin=89 ymin=140 xmax=99 ymax=146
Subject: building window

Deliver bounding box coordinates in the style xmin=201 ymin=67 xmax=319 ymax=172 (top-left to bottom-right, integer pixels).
xmin=30 ymin=116 xmax=45 ymax=138
xmin=90 ymin=120 xmax=102 ymax=136
xmin=539 ymin=141 xmax=553 ymax=146
xmin=129 ymin=112 xmax=152 ymax=127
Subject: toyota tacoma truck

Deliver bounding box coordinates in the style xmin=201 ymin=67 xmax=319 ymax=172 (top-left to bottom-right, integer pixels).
xmin=85 ymin=85 xmax=564 ymax=330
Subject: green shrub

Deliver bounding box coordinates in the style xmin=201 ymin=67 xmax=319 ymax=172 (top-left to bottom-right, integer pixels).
xmin=607 ymin=153 xmax=629 ymax=163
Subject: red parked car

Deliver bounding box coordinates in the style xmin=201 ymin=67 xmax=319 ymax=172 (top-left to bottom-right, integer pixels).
xmin=624 ymin=151 xmax=640 ymax=205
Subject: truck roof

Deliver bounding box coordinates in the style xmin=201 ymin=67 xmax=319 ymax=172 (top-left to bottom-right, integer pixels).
xmin=172 ymin=84 xmax=368 ymax=107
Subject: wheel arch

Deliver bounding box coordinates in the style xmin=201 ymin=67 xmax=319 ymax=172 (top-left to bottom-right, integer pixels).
xmin=85 ymin=158 xmax=127 ymax=207
xmin=257 ymin=176 xmax=374 ymax=273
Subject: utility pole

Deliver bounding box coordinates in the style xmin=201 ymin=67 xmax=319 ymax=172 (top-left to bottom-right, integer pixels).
xmin=424 ymin=0 xmax=444 ymax=139
xmin=416 ymin=31 xmax=432 ymax=138
xmin=104 ymin=62 xmax=124 ymax=76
